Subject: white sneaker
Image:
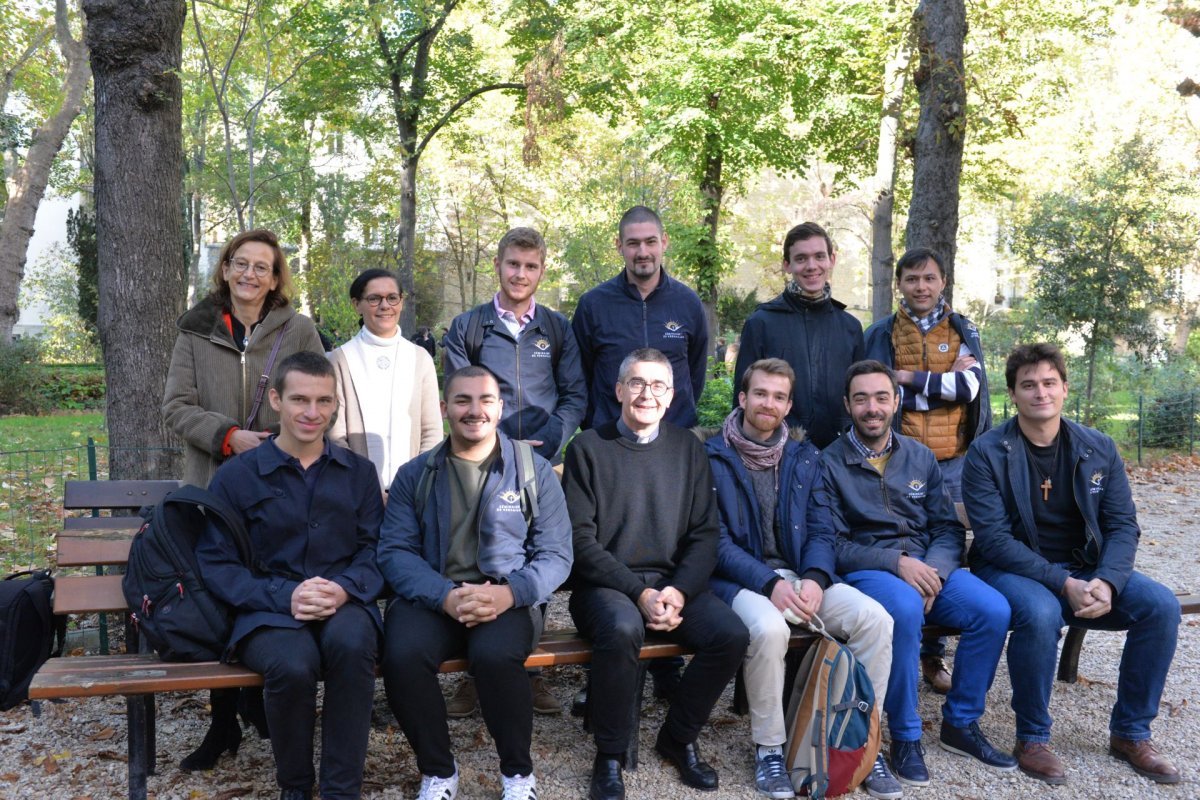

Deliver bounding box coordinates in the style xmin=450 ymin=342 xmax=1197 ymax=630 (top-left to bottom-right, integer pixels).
xmin=501 ymin=772 xmax=538 ymax=800
xmin=417 ymin=768 xmax=459 ymax=800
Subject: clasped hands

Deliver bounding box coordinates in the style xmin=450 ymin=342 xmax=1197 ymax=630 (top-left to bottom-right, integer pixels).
xmin=1063 ymin=576 xmax=1113 ymax=619
xmin=443 ymin=581 xmax=515 ymax=627
xmin=638 ymin=586 xmax=685 ymax=631
xmin=290 ymin=576 xmax=348 ymax=621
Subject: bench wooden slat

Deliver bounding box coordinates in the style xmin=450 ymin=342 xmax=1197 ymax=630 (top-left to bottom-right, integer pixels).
xmin=57 ymin=532 xmax=134 ymax=567
xmin=29 ymin=655 xmax=261 ymax=698
xmin=63 ymin=480 xmax=180 ymax=511
xmin=63 ymin=516 xmax=143 ymax=532
xmin=55 ymin=574 xmax=127 ymax=614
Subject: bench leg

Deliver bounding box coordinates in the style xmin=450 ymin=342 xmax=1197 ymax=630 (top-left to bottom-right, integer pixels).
xmin=626 ymin=662 xmax=648 ymax=771
xmin=126 ymin=695 xmax=149 ymax=800
xmin=144 ymin=694 xmax=156 ymax=775
xmin=733 ymin=665 xmax=748 ymax=715
xmin=1058 ymin=626 xmax=1086 ymax=683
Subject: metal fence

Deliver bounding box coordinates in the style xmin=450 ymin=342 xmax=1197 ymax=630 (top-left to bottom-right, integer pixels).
xmin=0 ymin=438 xmax=180 ymax=573
xmin=992 ymin=391 xmax=1199 ymax=466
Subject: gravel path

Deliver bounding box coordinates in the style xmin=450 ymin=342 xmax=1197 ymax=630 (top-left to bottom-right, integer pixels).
xmin=3 ymin=457 xmax=1200 ymax=799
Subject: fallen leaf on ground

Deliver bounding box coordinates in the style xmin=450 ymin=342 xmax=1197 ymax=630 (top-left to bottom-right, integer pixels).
xmin=89 ymin=727 xmax=115 ymax=740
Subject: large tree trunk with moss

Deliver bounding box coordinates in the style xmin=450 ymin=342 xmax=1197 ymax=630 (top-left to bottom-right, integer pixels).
xmin=905 ymin=0 xmax=966 ymax=306
xmin=0 ymin=0 xmax=90 ymax=342
xmin=85 ymin=0 xmax=187 ymax=481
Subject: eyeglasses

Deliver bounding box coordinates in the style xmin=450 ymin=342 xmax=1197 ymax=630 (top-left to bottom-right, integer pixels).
xmin=227 ymin=258 xmax=273 ymax=278
xmin=362 ymin=293 xmax=403 ymax=307
xmin=624 ymin=378 xmax=671 ymax=397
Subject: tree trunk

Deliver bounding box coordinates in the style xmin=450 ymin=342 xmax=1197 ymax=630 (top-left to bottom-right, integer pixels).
xmin=0 ymin=0 xmax=90 ymax=342
xmin=869 ymin=34 xmax=912 ymax=322
xmin=904 ymin=0 xmax=967 ymax=306
xmin=696 ymin=127 xmax=723 ymax=343
xmin=85 ymin=0 xmax=187 ymax=481
xmin=397 ymin=154 xmax=419 ymax=333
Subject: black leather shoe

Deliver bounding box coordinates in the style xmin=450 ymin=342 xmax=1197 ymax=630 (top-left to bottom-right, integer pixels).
xmin=939 ymin=720 xmax=1018 ymax=771
xmin=589 ymin=755 xmax=625 ymax=800
xmin=654 ymin=728 xmax=718 ymax=791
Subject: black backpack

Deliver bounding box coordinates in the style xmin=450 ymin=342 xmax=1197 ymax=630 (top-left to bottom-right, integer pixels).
xmin=0 ymin=570 xmax=65 ymax=710
xmin=122 ymin=485 xmax=255 ymax=662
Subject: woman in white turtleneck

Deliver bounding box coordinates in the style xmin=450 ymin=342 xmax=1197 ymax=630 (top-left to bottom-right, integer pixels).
xmin=328 ymin=269 xmax=442 ymax=490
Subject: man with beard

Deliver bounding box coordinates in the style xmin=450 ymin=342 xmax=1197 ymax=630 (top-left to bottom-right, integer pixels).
xmin=963 ymin=343 xmax=1181 ymax=786
xmin=817 ymin=360 xmax=1015 ymax=788
xmin=571 ymin=206 xmax=709 ymax=430
xmin=707 ymin=358 xmax=899 ymax=799
xmin=563 ymin=348 xmax=748 ymax=800
xmin=377 ymin=366 xmax=573 ymax=800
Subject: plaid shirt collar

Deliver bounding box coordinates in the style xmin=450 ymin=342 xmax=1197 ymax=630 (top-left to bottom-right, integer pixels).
xmin=847 ymin=426 xmax=893 ymax=460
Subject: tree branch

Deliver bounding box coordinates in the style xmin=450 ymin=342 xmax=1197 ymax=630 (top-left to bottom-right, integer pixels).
xmin=1 ymin=25 xmax=53 ymax=113
xmin=415 ymin=82 xmax=525 ymax=158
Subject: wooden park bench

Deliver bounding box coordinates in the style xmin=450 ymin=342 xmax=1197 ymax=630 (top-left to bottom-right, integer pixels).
xmin=32 ymin=479 xmax=813 ymax=800
xmin=29 ymin=480 xmax=1200 ymax=800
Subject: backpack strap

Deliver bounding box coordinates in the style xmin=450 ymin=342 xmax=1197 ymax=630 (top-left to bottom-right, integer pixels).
xmin=536 ymin=308 xmax=565 ymax=367
xmin=513 ymin=439 xmax=540 ymax=523
xmin=164 ymin=485 xmax=261 ymax=573
xmin=464 ymin=306 xmax=486 ymax=365
xmin=413 ymin=445 xmax=443 ymax=521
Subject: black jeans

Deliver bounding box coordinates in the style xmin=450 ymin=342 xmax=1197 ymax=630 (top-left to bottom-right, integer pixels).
xmin=569 ymin=587 xmax=748 ymax=754
xmin=238 ymin=603 xmax=379 ymax=800
xmin=382 ymin=598 xmax=541 ymax=777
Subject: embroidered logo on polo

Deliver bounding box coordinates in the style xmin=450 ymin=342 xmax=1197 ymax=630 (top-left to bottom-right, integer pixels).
xmin=906 ymin=478 xmax=927 ymax=499
xmin=530 ymin=337 xmax=552 ymax=358
xmin=534 ymin=338 xmax=550 ymax=351
xmin=1089 ymin=470 xmax=1105 ymax=494
xmin=496 ymin=489 xmax=523 ymax=513
xmin=662 ymin=320 xmax=686 ymax=340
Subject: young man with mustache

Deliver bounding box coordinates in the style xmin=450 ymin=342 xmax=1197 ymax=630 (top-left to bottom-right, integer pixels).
xmin=817 ymin=360 xmax=1015 ymax=787
xmin=377 ymin=366 xmax=573 ymax=800
xmin=571 ymin=206 xmax=709 ymax=431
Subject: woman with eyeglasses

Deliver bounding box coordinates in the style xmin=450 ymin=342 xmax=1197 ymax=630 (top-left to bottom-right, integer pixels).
xmin=328 ymin=268 xmax=441 ymax=491
xmin=162 ymin=228 xmax=323 ymax=771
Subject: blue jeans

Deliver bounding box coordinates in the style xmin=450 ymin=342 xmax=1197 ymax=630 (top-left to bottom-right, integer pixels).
xmin=844 ymin=567 xmax=1010 ymax=741
xmin=973 ymin=564 xmax=1179 ymax=743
